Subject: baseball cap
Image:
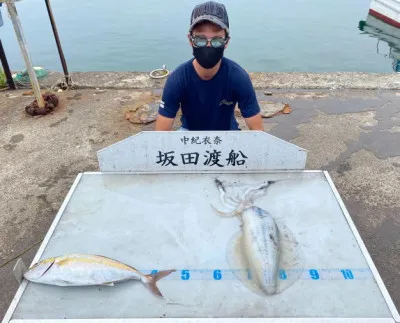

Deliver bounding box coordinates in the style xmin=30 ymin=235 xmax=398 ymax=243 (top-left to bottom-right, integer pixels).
xmin=189 ymin=1 xmax=230 ymax=35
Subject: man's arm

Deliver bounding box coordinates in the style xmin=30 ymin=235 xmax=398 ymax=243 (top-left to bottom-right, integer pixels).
xmin=155 ymin=114 xmax=175 ymax=131
xmin=235 ymin=69 xmax=264 ymax=131
xmin=244 ymin=112 xmax=264 ymax=130
xmin=154 ymin=70 xmax=182 ymax=131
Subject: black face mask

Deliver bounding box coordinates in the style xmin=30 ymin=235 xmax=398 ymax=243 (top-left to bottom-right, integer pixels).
xmin=193 ymin=46 xmax=225 ymax=69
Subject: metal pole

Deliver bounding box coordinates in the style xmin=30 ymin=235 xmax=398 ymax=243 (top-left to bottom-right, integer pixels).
xmin=0 ymin=39 xmax=16 ymax=90
xmin=5 ymin=0 xmax=44 ymax=107
xmin=44 ymin=0 xmax=71 ymax=86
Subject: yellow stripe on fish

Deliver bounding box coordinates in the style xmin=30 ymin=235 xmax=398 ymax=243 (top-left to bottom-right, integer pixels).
xmin=54 ymin=254 xmax=138 ymax=272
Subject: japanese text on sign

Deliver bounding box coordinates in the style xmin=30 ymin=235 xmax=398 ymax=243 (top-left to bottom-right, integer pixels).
xmin=181 ymin=136 xmax=222 ymax=145
xmin=156 ymin=149 xmax=248 ymax=167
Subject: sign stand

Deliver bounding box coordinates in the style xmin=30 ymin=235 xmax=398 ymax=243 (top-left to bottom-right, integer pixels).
xmin=2 ymin=131 xmax=399 ymax=323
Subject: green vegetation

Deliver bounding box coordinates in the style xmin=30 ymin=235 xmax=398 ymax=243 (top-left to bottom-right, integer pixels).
xmin=0 ymin=67 xmax=6 ymax=88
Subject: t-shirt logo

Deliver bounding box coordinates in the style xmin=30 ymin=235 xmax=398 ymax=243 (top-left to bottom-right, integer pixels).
xmin=219 ymin=99 xmax=234 ymax=106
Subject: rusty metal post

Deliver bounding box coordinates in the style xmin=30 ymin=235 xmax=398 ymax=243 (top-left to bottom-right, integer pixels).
xmin=44 ymin=0 xmax=71 ymax=86
xmin=5 ymin=0 xmax=44 ymax=107
xmin=0 ymin=39 xmax=16 ymax=90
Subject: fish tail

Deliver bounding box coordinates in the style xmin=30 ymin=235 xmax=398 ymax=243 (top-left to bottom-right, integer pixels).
xmin=143 ymin=269 xmax=176 ymax=297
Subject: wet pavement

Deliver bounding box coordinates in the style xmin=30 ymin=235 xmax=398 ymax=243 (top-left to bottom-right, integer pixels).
xmin=0 ymin=87 xmax=399 ymax=320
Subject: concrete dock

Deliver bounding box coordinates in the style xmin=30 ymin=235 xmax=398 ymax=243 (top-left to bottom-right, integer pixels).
xmin=0 ymin=71 xmax=399 ymax=319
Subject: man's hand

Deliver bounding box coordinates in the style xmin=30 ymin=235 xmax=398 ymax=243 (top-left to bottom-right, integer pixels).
xmin=155 ymin=114 xmax=175 ymax=131
xmin=244 ymin=113 xmax=264 ymax=131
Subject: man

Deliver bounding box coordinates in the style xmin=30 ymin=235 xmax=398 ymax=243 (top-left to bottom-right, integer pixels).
xmin=155 ymin=1 xmax=263 ymax=131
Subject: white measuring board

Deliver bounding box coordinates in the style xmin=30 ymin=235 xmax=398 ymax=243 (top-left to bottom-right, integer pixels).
xmin=97 ymin=131 xmax=307 ymax=172
xmin=2 ymin=172 xmax=399 ymax=323
xmin=2 ymin=131 xmax=399 ymax=323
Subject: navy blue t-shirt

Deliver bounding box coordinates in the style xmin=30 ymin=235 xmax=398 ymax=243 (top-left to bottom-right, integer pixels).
xmin=158 ymin=57 xmax=260 ymax=130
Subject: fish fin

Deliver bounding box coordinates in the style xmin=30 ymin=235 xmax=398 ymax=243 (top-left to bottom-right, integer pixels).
xmin=226 ymin=231 xmax=266 ymax=297
xmin=144 ymin=269 xmax=176 ymax=297
xmin=101 ymin=282 xmax=115 ymax=287
xmin=13 ymin=258 xmax=28 ymax=284
xmin=43 ymin=279 xmax=74 ymax=286
xmin=274 ymin=219 xmax=305 ymax=294
xmin=150 ymin=269 xmax=176 ymax=282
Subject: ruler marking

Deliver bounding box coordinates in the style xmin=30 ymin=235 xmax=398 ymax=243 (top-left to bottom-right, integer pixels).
xmin=141 ymin=268 xmax=373 ymax=281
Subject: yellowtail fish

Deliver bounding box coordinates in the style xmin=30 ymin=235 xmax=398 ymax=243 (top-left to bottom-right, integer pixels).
xmin=23 ymin=254 xmax=175 ymax=297
xmin=211 ymin=178 xmax=303 ymax=296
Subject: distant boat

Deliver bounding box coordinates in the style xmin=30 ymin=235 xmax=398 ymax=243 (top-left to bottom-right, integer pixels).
xmin=368 ymin=0 xmax=400 ymax=28
xmin=359 ymin=0 xmax=400 ymax=72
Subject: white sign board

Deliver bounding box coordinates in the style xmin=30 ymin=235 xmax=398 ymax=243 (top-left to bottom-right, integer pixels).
xmin=97 ymin=131 xmax=307 ymax=172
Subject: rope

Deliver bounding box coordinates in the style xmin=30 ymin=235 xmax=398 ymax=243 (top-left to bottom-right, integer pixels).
xmin=0 ymin=239 xmax=43 ymax=270
xmin=149 ymin=64 xmax=170 ymax=79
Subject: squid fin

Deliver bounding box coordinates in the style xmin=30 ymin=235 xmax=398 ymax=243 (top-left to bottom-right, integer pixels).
xmin=275 ymin=219 xmax=305 ymax=294
xmin=226 ymin=231 xmax=266 ymax=297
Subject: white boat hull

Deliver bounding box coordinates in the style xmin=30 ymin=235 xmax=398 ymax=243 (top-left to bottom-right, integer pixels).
xmin=369 ymin=0 xmax=400 ymax=28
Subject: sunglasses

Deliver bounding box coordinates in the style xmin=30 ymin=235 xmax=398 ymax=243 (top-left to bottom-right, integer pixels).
xmin=191 ymin=35 xmax=228 ymax=48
